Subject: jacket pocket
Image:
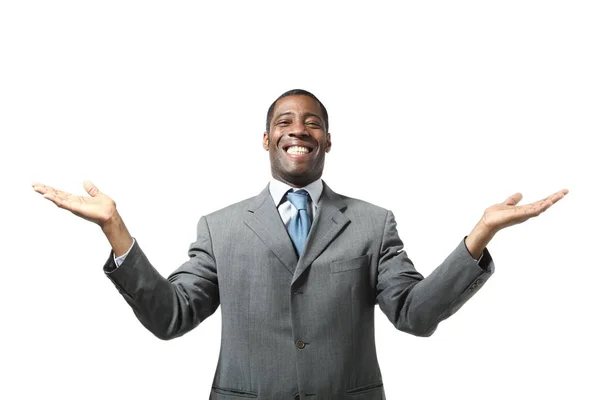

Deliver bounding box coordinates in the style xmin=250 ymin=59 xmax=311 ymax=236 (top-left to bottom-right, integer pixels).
xmin=211 ymin=386 xmax=258 ymax=398
xmin=330 ymin=254 xmax=371 ymax=274
xmin=347 ymin=381 xmax=384 ymax=398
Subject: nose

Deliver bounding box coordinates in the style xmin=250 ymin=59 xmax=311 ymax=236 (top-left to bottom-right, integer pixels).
xmin=287 ymin=121 xmax=309 ymax=137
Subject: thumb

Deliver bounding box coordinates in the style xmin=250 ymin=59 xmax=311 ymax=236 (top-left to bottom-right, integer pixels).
xmin=503 ymin=192 xmax=523 ymax=206
xmin=83 ymin=180 xmax=100 ymax=197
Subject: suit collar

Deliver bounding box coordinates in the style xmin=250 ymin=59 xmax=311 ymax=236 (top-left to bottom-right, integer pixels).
xmin=246 ymin=184 xmax=272 ymax=213
xmin=317 ymin=181 xmax=347 ymax=213
xmin=244 ymin=181 xmax=350 ymax=284
xmin=268 ymin=178 xmax=324 ymax=208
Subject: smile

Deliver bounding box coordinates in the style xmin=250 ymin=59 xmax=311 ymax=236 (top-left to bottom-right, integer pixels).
xmin=285 ymin=145 xmax=312 ymax=155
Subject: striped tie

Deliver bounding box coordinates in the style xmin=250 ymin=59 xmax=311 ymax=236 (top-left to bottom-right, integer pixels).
xmin=286 ymin=190 xmax=311 ymax=255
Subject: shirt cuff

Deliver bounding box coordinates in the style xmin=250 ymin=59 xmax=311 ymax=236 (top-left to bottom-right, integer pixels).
xmin=114 ymin=238 xmax=136 ymax=267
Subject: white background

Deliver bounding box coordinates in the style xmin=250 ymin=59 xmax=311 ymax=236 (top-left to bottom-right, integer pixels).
xmin=1 ymin=1 xmax=599 ymax=399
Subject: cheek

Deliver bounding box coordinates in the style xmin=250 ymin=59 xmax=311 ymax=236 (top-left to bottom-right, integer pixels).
xmin=270 ymin=133 xmax=282 ymax=148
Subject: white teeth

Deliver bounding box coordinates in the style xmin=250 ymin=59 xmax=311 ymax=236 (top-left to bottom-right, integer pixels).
xmin=286 ymin=146 xmax=310 ymax=155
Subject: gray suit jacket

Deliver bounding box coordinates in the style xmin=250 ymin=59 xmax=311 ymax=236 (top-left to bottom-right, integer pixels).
xmin=104 ymin=182 xmax=494 ymax=399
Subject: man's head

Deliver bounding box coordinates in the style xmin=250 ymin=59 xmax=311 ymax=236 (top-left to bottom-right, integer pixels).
xmin=263 ymin=89 xmax=331 ymax=188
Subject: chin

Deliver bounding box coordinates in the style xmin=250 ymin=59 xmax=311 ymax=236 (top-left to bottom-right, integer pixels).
xmin=285 ymin=167 xmax=312 ymax=178
xmin=286 ymin=170 xmax=320 ymax=184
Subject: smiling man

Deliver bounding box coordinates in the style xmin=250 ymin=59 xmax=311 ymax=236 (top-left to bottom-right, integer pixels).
xmin=33 ymin=89 xmax=568 ymax=399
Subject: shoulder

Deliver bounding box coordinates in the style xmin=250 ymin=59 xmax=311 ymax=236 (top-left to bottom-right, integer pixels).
xmin=204 ymin=194 xmax=258 ymax=221
xmin=339 ymin=193 xmax=388 ymax=215
xmin=325 ymin=185 xmax=390 ymax=223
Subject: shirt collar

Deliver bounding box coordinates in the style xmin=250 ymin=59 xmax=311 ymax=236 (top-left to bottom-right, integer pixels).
xmin=269 ymin=178 xmax=323 ymax=208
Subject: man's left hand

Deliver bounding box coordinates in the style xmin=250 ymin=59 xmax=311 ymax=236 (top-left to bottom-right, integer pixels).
xmin=481 ymin=189 xmax=569 ymax=233
xmin=465 ymin=189 xmax=569 ymax=260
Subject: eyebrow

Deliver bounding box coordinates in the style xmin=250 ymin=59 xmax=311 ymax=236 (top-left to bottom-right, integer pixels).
xmin=275 ymin=111 xmax=323 ymax=121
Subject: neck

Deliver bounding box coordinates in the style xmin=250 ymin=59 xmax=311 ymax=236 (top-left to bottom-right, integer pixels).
xmin=272 ymin=174 xmax=320 ymax=189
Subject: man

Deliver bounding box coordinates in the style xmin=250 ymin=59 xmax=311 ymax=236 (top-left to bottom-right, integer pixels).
xmin=33 ymin=89 xmax=568 ymax=399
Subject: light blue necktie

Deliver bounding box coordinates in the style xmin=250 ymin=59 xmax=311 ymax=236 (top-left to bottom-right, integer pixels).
xmin=286 ymin=190 xmax=311 ymax=256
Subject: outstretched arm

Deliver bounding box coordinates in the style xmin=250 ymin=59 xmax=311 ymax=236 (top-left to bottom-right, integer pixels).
xmin=377 ymin=188 xmax=568 ymax=337
xmin=32 ymin=181 xmax=220 ymax=339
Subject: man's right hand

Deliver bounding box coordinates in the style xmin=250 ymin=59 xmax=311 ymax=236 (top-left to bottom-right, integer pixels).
xmin=32 ymin=180 xmax=133 ymax=257
xmin=32 ymin=180 xmax=117 ymax=227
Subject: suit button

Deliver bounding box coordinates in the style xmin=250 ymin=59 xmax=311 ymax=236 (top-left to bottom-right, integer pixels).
xmin=295 ymin=340 xmax=306 ymax=349
xmin=475 ymin=279 xmax=483 ymax=285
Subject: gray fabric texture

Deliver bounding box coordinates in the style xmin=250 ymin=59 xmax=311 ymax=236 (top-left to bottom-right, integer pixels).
xmin=104 ymin=182 xmax=494 ymax=399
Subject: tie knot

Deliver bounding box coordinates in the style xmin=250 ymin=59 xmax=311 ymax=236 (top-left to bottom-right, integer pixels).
xmin=286 ymin=190 xmax=310 ymax=211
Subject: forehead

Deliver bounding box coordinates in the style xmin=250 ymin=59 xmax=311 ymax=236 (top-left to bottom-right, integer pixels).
xmin=273 ymin=95 xmax=323 ymax=119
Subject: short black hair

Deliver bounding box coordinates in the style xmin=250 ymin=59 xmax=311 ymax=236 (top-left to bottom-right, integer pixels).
xmin=266 ymin=89 xmax=329 ymax=133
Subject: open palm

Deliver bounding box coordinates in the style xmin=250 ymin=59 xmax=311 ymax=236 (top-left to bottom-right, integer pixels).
xmin=482 ymin=189 xmax=569 ymax=233
xmin=32 ymin=180 xmax=117 ymax=226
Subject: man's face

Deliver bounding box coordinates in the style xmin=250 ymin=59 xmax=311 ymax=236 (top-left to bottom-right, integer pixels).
xmin=263 ymin=95 xmax=331 ymax=188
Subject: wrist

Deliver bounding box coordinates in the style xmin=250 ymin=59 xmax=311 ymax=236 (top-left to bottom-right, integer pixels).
xmin=465 ymin=220 xmax=496 ymax=260
xmin=100 ymin=211 xmax=121 ymax=233
xmin=101 ymin=212 xmax=133 ymax=257
xmin=472 ymin=219 xmax=497 ymax=240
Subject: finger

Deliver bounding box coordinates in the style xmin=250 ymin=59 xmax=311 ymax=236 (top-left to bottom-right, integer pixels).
xmin=519 ymin=196 xmax=561 ymax=219
xmin=34 ymin=185 xmax=63 ymax=198
xmin=38 ymin=184 xmax=76 ymax=204
xmin=83 ymin=180 xmax=100 ymax=197
xmin=513 ymin=188 xmax=569 ymax=213
xmin=45 ymin=191 xmax=88 ymax=214
xmin=503 ymin=193 xmax=523 ymax=206
xmin=47 ymin=186 xmax=69 ymax=201
xmin=533 ymin=189 xmax=569 ymax=211
xmin=32 ymin=182 xmax=51 ymax=195
xmin=54 ymin=190 xmax=73 ymax=203
xmin=32 ymin=183 xmax=71 ymax=200
xmin=546 ymin=189 xmax=569 ymax=205
xmin=42 ymin=192 xmax=72 ymax=211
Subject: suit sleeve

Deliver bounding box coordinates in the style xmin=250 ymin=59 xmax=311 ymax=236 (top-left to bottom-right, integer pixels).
xmin=376 ymin=210 xmax=494 ymax=337
xmin=104 ymin=216 xmax=220 ymax=340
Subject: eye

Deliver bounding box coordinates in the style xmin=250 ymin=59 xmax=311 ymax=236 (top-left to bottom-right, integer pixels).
xmin=306 ymin=121 xmax=321 ymax=128
xmin=277 ymin=120 xmax=291 ymax=126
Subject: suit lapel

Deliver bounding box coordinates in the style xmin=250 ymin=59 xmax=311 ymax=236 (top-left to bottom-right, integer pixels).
xmin=243 ymin=185 xmax=298 ymax=276
xmin=293 ymin=182 xmax=350 ymax=284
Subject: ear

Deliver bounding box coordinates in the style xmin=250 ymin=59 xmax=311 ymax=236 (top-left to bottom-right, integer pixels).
xmin=325 ymin=132 xmax=332 ymax=153
xmin=263 ymin=131 xmax=269 ymax=151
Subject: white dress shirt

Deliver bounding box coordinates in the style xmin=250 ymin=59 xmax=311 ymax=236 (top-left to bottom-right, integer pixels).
xmin=268 ymin=178 xmax=323 ymax=228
